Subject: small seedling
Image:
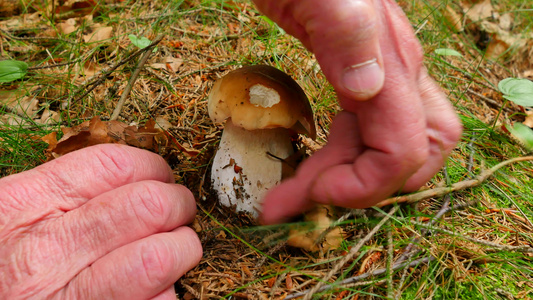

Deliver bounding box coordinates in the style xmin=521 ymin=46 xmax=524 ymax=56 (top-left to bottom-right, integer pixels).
xmin=498 ymin=77 xmax=533 ymax=107
xmin=128 ymin=34 xmax=157 ymax=52
xmin=0 ymin=60 xmax=28 ymax=83
xmin=499 ymin=77 xmax=533 ymax=150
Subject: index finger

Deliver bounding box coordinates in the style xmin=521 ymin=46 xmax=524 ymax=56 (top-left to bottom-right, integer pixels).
xmin=0 ymin=144 xmax=174 ymax=214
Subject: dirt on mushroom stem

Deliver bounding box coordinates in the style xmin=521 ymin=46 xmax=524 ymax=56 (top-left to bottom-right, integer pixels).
xmin=210 ymin=118 xmax=294 ymax=219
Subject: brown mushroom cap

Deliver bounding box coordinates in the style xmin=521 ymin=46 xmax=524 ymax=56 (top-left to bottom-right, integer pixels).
xmin=208 ymin=65 xmax=316 ymax=139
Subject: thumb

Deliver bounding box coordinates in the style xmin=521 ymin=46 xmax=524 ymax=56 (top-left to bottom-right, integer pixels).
xmin=253 ymin=0 xmax=384 ymax=100
xmin=295 ymin=0 xmax=385 ymax=100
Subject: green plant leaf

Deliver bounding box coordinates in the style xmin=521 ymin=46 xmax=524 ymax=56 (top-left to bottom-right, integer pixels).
xmin=434 ymin=48 xmax=463 ymax=57
xmin=505 ymin=122 xmax=533 ymax=150
xmin=259 ymin=16 xmax=286 ymax=35
xmin=0 ymin=60 xmax=28 ymax=83
xmin=498 ymin=78 xmax=533 ymax=107
xmin=128 ymin=34 xmax=152 ymax=49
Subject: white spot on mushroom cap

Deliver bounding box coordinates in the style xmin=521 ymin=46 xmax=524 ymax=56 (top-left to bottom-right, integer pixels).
xmin=249 ymin=84 xmax=280 ymax=108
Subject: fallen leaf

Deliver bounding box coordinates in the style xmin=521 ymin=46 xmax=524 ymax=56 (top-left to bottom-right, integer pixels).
xmin=0 ymin=90 xmax=39 ymax=116
xmin=41 ymin=132 xmax=58 ymax=151
xmin=524 ymin=110 xmax=533 ymax=128
xmin=124 ymin=119 xmax=168 ymax=151
xmin=285 ymin=273 xmax=293 ymax=290
xmin=443 ymin=5 xmax=464 ymax=32
xmin=150 ymin=56 xmax=183 ymax=72
xmin=464 ymin=0 xmax=494 ymax=22
xmin=80 ymin=60 xmax=102 ymax=77
xmin=0 ymin=0 xmax=20 ymax=17
xmin=154 ymin=116 xmax=173 ymax=131
xmin=58 ymin=18 xmax=78 ymax=35
xmin=499 ymin=13 xmax=513 ymax=31
xmin=83 ymin=25 xmax=113 ymax=43
xmin=49 ymin=117 xmax=129 ymax=158
xmin=38 ymin=109 xmax=61 ymax=124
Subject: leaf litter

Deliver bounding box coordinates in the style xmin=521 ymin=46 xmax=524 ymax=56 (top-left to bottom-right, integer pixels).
xmin=1 ymin=0 xmax=533 ymax=298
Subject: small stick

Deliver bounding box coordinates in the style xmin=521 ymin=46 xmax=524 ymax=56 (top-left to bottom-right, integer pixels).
xmin=110 ymin=48 xmax=152 ymax=120
xmin=301 ymin=206 xmax=399 ymax=300
xmin=285 ymin=256 xmax=434 ymax=299
xmin=411 ymin=220 xmax=533 ymax=253
xmin=0 ymin=28 xmax=75 ymax=44
xmin=72 ymin=35 xmax=164 ymax=105
xmin=466 ymin=133 xmax=477 ymax=174
xmin=376 ymin=156 xmax=533 ymax=207
xmin=386 ymin=224 xmax=394 ymax=299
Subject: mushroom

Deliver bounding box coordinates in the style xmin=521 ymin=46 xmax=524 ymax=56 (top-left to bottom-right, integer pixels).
xmin=208 ymin=65 xmax=316 ymax=218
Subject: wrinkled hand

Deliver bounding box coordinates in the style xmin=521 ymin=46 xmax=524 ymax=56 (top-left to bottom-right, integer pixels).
xmin=0 ymin=145 xmax=202 ymax=299
xmin=254 ymin=0 xmax=463 ymax=224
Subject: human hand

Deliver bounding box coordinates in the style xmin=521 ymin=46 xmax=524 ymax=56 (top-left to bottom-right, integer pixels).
xmin=0 ymin=144 xmax=202 ymax=299
xmin=254 ymin=0 xmax=463 ymax=224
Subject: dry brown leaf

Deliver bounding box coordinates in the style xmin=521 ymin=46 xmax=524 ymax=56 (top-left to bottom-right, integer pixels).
xmin=0 ymin=0 xmax=20 ymax=17
xmin=499 ymin=13 xmax=513 ymax=31
xmin=80 ymin=60 xmax=102 ymax=77
xmin=150 ymin=56 xmax=183 ymax=72
xmin=443 ymin=5 xmax=464 ymax=32
xmin=49 ymin=117 xmax=129 ymax=158
xmin=58 ymin=18 xmax=78 ymax=35
xmin=83 ymin=25 xmax=113 ymax=43
xmin=0 ymin=113 xmax=32 ymax=126
xmin=154 ymin=116 xmax=173 ymax=131
xmin=523 ymin=111 xmax=533 ymax=128
xmin=0 ymin=90 xmax=39 ymax=117
xmin=523 ymin=70 xmax=533 ymax=79
xmin=124 ymin=119 xmax=168 ymax=151
xmin=38 ymin=109 xmax=61 ymax=125
xmin=41 ymin=132 xmax=58 ymax=151
xmin=463 ymin=0 xmax=494 ymax=22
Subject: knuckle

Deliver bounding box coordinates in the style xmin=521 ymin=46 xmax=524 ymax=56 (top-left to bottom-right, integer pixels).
xmin=130 ymin=181 xmax=171 ymax=227
xmin=403 ymin=143 xmax=429 ymax=168
xmin=90 ymin=145 xmax=135 ymax=185
xmin=139 ymin=241 xmax=173 ymax=286
xmin=441 ymin=116 xmax=463 ymax=147
xmin=337 ymin=5 xmax=378 ymax=43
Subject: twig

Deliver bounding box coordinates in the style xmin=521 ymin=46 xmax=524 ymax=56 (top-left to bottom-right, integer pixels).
xmin=146 ymin=67 xmax=177 ymax=94
xmin=27 ymin=58 xmax=85 ymax=71
xmin=376 ymin=156 xmax=533 ymax=207
xmin=254 ymin=241 xmax=287 ymax=277
xmin=173 ymin=62 xmax=228 ymax=83
xmin=286 ymin=256 xmax=434 ymax=299
xmin=394 ymin=196 xmax=454 ymax=299
xmin=71 ymin=35 xmax=164 ymax=105
xmin=466 ymin=133 xmax=477 ymax=174
xmin=410 ymin=220 xmax=533 ymax=253
xmin=301 ymin=206 xmax=399 ymax=300
xmin=0 ymin=27 xmax=75 ymax=44
xmin=130 ymin=7 xmax=242 ymax=21
xmin=386 ymin=224 xmax=394 ymax=299
xmin=466 ymin=89 xmax=513 ymax=113
xmin=110 ymin=47 xmax=153 ymax=120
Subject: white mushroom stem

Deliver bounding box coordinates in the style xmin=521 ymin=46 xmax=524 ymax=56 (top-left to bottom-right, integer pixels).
xmin=211 ymin=119 xmax=294 ymax=218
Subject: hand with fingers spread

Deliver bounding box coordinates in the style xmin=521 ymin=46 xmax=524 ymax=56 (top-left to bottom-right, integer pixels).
xmin=0 ymin=144 xmax=202 ymax=299
xmin=254 ymin=0 xmax=463 ymax=224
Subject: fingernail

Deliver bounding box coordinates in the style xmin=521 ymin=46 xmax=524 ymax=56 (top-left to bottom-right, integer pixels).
xmin=342 ymin=60 xmax=384 ymax=97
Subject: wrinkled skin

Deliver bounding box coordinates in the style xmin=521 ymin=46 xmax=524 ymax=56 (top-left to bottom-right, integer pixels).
xmin=253 ymin=0 xmax=463 ymax=224
xmin=0 ymin=145 xmax=202 ymax=299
